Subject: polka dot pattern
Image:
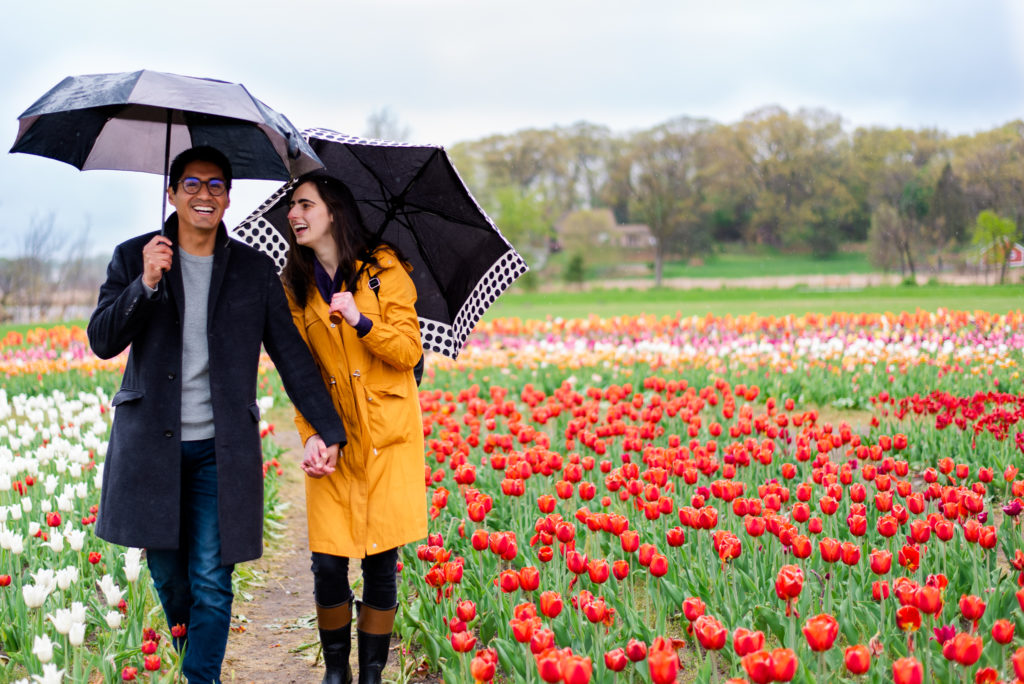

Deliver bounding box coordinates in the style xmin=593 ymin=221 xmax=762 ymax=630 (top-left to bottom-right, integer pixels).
xmin=232 ymin=127 xmax=528 ymax=359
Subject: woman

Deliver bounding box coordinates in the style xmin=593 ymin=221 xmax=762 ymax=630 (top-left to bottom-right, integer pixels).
xmin=281 ymin=172 xmax=427 ymax=684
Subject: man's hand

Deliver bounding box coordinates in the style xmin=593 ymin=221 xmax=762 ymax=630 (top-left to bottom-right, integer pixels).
xmin=142 ymin=235 xmax=173 ymax=289
xmin=302 ymin=434 xmax=338 ymax=478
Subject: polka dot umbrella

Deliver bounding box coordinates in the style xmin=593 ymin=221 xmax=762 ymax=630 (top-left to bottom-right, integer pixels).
xmin=234 ymin=128 xmax=528 ymax=360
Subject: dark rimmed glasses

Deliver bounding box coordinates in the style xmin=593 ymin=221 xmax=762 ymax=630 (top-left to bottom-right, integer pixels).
xmin=178 ymin=177 xmax=228 ymax=196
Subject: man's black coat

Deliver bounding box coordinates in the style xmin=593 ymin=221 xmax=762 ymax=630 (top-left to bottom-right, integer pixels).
xmin=88 ymin=216 xmax=346 ymax=565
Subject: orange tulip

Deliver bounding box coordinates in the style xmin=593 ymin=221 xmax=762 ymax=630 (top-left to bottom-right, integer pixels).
xmin=892 ymin=657 xmax=922 ymax=684
xmin=694 ymin=615 xmax=727 ymax=651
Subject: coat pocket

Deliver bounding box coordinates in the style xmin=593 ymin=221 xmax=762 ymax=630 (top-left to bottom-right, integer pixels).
xmin=248 ymin=402 xmax=260 ymax=423
xmin=363 ymin=382 xmax=410 ymax=449
xmin=111 ymin=389 xmax=144 ymax=406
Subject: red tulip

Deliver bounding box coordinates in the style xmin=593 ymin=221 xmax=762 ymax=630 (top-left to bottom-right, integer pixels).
xmin=647 ymin=639 xmax=680 ymax=684
xmin=121 ymin=667 xmax=138 ymax=681
xmin=612 ymin=559 xmax=630 ymax=581
xmin=648 ymin=553 xmax=669 ymax=578
xmin=586 ymin=559 xmax=609 ymax=584
xmin=682 ymin=596 xmax=706 ymax=622
xmin=896 ymin=605 xmax=921 ymax=632
xmin=603 ymin=648 xmax=627 ymax=672
xmin=498 ymin=569 xmax=519 ymax=593
xmin=637 ymin=543 xmax=656 ymax=567
xmin=790 ymin=534 xmax=812 ymax=559
xmin=991 ymin=618 xmax=1014 ymax=644
xmin=694 ymin=615 xmax=727 ymax=650
xmin=456 ymin=600 xmax=477 ymax=623
xmin=519 ymin=565 xmax=540 ymax=592
xmin=143 ymin=655 xmax=161 ymax=672
xmin=509 ymin=616 xmax=537 ymax=643
xmin=742 ymin=650 xmax=773 ymax=684
xmin=470 ymin=648 xmax=497 ymax=681
xmin=958 ymin=594 xmax=985 ymax=631
xmin=892 ymin=657 xmax=922 ymax=684
xmin=802 ymin=613 xmax=839 ymax=652
xmin=872 ymin=580 xmax=890 ymax=601
xmin=1013 ymin=646 xmax=1024 ymax=679
xmin=840 ymin=542 xmax=861 ymax=566
xmin=625 ymin=638 xmax=647 ymax=662
xmin=470 ymin=528 xmax=489 ymax=551
xmin=620 ymin=529 xmax=640 ymax=553
xmin=733 ymin=627 xmax=765 ymax=656
xmin=451 ymin=630 xmax=477 ymax=653
xmin=536 ymin=648 xmax=563 ymax=683
xmin=818 ymin=537 xmax=841 ymax=563
xmin=539 ymin=591 xmax=563 ymax=619
xmin=844 ymin=644 xmax=871 ymax=675
xmin=941 ymin=631 xmax=982 ymax=666
xmin=868 ymin=548 xmax=892 ymax=575
xmin=530 ymin=628 xmax=555 ymax=655
xmin=769 ymin=648 xmax=797 ymax=682
xmin=974 ymin=667 xmax=998 ymax=684
xmin=566 ymin=549 xmax=588 ymax=575
xmin=560 ymin=654 xmax=592 ymax=684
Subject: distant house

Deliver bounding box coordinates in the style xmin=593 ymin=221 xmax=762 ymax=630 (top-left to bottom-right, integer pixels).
xmin=555 ymin=208 xmax=655 ymax=250
xmin=978 ymin=241 xmax=1024 ymax=268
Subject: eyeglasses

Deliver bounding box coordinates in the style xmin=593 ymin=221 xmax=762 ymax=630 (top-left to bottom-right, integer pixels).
xmin=178 ymin=177 xmax=227 ymax=196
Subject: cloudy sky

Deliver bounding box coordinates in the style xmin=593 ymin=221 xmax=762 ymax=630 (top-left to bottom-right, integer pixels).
xmin=2 ymin=0 xmax=1023 ymax=257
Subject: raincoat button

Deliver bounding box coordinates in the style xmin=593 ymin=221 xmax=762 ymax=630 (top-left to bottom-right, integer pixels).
xmin=330 ymin=323 xmax=336 ymax=328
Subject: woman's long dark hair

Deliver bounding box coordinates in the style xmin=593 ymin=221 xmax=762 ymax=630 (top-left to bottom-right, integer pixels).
xmin=281 ymin=172 xmax=392 ymax=308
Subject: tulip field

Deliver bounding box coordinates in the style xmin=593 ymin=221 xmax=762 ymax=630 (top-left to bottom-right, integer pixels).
xmin=1 ymin=309 xmax=1024 ymax=683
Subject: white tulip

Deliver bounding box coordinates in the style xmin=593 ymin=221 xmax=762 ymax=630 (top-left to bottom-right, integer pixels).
xmin=21 ymin=497 xmax=32 ymax=513
xmin=30 ymin=663 xmax=65 ymax=684
xmin=8 ymin=503 xmax=21 ymax=520
xmin=123 ymin=548 xmax=143 ymax=583
xmin=31 ymin=634 xmax=55 ymax=663
xmin=43 ymin=474 xmax=58 ymax=495
xmin=104 ymin=610 xmax=123 ymax=629
xmin=45 ymin=533 xmax=64 ymax=554
xmin=22 ymin=584 xmax=48 ymax=609
xmin=48 ymin=608 xmax=74 ymax=635
xmin=28 ymin=521 xmax=40 ymax=537
xmin=32 ymin=569 xmax=56 ymax=593
xmin=69 ymin=601 xmax=86 ymax=625
xmin=0 ymin=472 xmax=10 ymax=491
xmin=97 ymin=575 xmax=124 ymax=607
xmin=8 ymin=533 xmax=23 ymax=555
xmin=55 ymin=566 xmax=79 ymax=590
xmin=56 ymin=495 xmax=73 ymax=513
xmin=64 ymin=528 xmax=85 ymax=552
xmin=68 ymin=622 xmax=85 ymax=647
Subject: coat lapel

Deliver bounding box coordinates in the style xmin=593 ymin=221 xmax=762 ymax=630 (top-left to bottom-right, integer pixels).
xmin=207 ymin=225 xmax=231 ymax=331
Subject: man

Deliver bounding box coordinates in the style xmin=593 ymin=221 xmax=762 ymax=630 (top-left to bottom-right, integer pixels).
xmin=88 ymin=146 xmax=347 ymax=684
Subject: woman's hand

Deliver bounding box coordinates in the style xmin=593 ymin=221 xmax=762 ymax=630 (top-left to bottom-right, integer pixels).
xmin=329 ymin=291 xmax=361 ymax=327
xmin=302 ymin=434 xmax=337 ymax=478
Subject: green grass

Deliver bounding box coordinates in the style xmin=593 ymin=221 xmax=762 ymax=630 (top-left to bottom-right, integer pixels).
xmin=660 ymin=249 xmax=875 ymax=279
xmin=483 ymin=283 xmax=1022 ymax=321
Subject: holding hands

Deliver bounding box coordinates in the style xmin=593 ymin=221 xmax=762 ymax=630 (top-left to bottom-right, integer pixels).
xmin=302 ymin=434 xmax=339 ymax=478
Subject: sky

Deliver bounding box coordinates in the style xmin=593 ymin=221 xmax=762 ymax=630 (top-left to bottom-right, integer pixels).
xmin=2 ymin=0 xmax=1023 ymax=258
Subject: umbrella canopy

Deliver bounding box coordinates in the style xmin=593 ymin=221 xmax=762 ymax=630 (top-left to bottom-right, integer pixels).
xmin=10 ymin=69 xmax=322 ymax=181
xmin=234 ymin=128 xmax=528 ymax=360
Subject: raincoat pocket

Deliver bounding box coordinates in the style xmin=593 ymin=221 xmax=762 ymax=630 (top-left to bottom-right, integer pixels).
xmin=363 ymin=382 xmax=410 ymax=449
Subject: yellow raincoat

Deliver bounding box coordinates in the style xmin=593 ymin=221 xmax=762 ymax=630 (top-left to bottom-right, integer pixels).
xmin=288 ymin=247 xmax=427 ymax=558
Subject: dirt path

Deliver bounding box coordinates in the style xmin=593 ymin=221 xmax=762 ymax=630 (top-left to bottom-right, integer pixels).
xmin=221 ymin=423 xmax=327 ymax=683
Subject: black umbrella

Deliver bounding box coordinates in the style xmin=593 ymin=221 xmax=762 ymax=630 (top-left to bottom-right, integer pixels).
xmin=234 ymin=128 xmax=528 ymax=360
xmin=10 ymin=69 xmax=323 ymax=229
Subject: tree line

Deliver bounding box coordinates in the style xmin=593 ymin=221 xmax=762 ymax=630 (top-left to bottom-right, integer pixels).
xmin=448 ymin=106 xmax=1024 ymax=284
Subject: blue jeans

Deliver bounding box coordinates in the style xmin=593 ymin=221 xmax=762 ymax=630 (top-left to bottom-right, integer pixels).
xmin=147 ymin=438 xmax=233 ymax=684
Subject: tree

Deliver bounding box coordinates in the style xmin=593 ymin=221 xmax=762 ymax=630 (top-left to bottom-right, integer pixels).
xmin=972 ymin=209 xmax=1019 ymax=284
xmin=489 ymin=186 xmax=551 ymax=271
xmin=621 ymin=117 xmax=714 ymax=285
xmin=364 ymin=107 xmax=412 ymax=142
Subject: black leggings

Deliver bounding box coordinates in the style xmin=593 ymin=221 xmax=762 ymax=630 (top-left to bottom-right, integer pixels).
xmin=311 ymin=548 xmax=399 ymax=610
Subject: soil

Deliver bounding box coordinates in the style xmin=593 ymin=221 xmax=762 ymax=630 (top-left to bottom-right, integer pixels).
xmin=220 ymin=415 xmax=438 ymax=683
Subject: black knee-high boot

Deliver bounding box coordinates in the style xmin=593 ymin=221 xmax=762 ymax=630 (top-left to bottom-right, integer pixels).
xmin=356 ymin=602 xmax=396 ymax=684
xmin=317 ymin=599 xmax=353 ymax=684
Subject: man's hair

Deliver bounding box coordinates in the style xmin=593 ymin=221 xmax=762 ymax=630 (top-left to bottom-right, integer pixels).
xmin=168 ymin=146 xmax=233 ymax=192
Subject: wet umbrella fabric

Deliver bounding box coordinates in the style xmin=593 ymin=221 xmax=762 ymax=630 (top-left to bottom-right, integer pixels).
xmin=10 ymin=70 xmax=323 ymax=230
xmin=234 ymin=128 xmax=528 ymax=360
